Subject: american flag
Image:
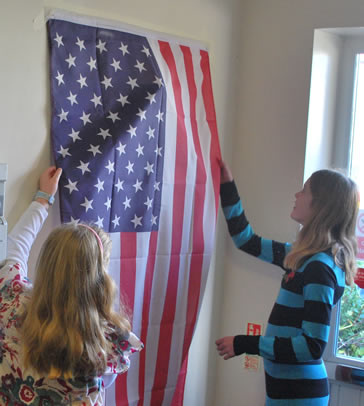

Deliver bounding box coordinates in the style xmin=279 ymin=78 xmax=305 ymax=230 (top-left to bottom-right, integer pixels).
xmin=48 ymin=15 xmax=221 ymax=406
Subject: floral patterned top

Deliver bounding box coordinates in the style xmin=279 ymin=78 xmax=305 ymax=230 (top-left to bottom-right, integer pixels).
xmin=0 ymin=202 xmax=142 ymax=405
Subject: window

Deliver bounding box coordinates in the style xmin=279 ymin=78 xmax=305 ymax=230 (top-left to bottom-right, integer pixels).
xmin=306 ymin=28 xmax=364 ymax=370
xmin=334 ymin=52 xmax=364 ymax=366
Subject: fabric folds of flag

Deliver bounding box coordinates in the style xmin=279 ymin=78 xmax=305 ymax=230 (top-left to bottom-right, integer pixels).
xmin=48 ymin=16 xmax=221 ymax=406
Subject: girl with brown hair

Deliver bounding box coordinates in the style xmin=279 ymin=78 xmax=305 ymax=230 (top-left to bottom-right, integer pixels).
xmin=216 ymin=162 xmax=358 ymax=406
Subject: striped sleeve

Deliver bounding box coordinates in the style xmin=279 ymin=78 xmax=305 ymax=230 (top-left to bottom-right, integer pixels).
xmin=258 ymin=261 xmax=340 ymax=362
xmin=220 ymin=181 xmax=291 ymax=268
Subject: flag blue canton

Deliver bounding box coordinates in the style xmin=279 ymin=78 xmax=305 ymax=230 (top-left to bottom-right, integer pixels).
xmin=48 ymin=19 xmax=166 ymax=232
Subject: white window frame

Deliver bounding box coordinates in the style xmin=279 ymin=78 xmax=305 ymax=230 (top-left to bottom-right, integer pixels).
xmin=307 ymin=28 xmax=364 ymax=371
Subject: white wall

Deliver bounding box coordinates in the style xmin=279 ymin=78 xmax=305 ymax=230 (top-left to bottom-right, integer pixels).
xmin=3 ymin=1 xmax=364 ymax=405
xmin=214 ymin=1 xmax=364 ymax=405
xmin=0 ymin=1 xmax=239 ymax=405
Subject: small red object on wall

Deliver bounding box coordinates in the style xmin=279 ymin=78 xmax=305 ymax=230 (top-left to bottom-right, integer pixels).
xmin=246 ymin=322 xmax=262 ymax=336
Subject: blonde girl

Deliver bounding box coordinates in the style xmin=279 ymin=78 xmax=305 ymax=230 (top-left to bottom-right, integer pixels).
xmin=0 ymin=166 xmax=142 ymax=405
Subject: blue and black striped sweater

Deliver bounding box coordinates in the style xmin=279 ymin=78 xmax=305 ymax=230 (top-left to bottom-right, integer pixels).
xmin=221 ymin=181 xmax=345 ymax=405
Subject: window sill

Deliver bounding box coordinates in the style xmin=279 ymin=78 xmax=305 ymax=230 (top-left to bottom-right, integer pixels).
xmin=329 ymin=364 xmax=364 ymax=389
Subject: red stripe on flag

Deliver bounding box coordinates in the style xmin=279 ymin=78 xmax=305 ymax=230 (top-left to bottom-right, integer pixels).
xmin=200 ymin=50 xmax=221 ymax=213
xmin=116 ymin=233 xmax=137 ymax=406
xmin=150 ymin=41 xmax=189 ymax=406
xmin=137 ymin=232 xmax=158 ymax=406
xmin=172 ymin=46 xmax=207 ymax=405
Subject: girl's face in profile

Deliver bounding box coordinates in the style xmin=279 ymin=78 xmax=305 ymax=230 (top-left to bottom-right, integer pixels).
xmin=290 ymin=178 xmax=313 ymax=226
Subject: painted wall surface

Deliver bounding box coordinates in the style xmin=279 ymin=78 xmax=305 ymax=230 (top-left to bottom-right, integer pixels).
xmin=3 ymin=1 xmax=364 ymax=405
xmin=0 ymin=1 xmax=239 ymax=405
xmin=214 ymin=1 xmax=364 ymax=405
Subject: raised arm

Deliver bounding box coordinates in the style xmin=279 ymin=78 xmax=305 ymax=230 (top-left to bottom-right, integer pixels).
xmin=220 ymin=161 xmax=291 ymax=269
xmin=6 ymin=166 xmax=62 ymax=276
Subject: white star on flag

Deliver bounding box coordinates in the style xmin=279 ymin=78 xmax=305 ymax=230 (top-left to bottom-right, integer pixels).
xmin=153 ymin=75 xmax=163 ymax=88
xmin=95 ymin=216 xmax=104 ymax=228
xmin=96 ymin=39 xmax=107 ymax=53
xmin=135 ymin=60 xmax=147 ymax=73
xmin=57 ymin=145 xmax=71 ymax=158
xmin=69 ymin=216 xmax=80 ymax=225
xmin=87 ymin=144 xmax=102 ymax=156
xmin=64 ymin=179 xmax=78 ymax=194
xmin=105 ymin=160 xmax=115 ymax=174
xmin=127 ymin=125 xmax=137 ymax=138
xmin=144 ymin=161 xmax=154 ymax=175
xmin=75 ymin=36 xmax=86 ymax=51
xmin=146 ymin=126 xmax=155 ymax=139
xmin=67 ymin=91 xmax=78 ymax=106
xmin=131 ymin=214 xmax=143 ymax=228
xmin=58 ymin=109 xmax=68 ymax=123
xmin=133 ymin=179 xmax=143 ymax=193
xmin=98 ymin=128 xmax=112 ymax=139
xmin=94 ymin=178 xmax=104 ymax=193
xmin=77 ymin=161 xmax=91 ymax=174
xmin=126 ymin=76 xmax=139 ymax=89
xmin=55 ymin=71 xmax=64 ymax=86
xmin=115 ymin=178 xmax=124 ymax=192
xmin=54 ymin=32 xmax=64 ymax=47
xmin=116 ymin=142 xmax=126 ymax=155
xmin=141 ymin=45 xmax=151 ymax=57
xmin=136 ymin=144 xmax=144 ymax=157
xmin=77 ymin=74 xmax=88 ymax=88
xmin=68 ymin=129 xmax=81 ymax=142
xmin=126 ymin=161 xmax=134 ymax=174
xmin=87 ymin=57 xmax=97 ymax=71
xmin=101 ymin=75 xmax=113 ymax=89
xmin=144 ymin=196 xmax=153 ymax=209
xmin=107 ymin=111 xmax=120 ymax=123
xmin=65 ymin=53 xmax=76 ymax=68
xmin=117 ymin=93 xmax=130 ymax=106
xmin=112 ymin=214 xmax=120 ymax=228
xmin=90 ymin=93 xmax=102 ymax=107
xmin=80 ymin=197 xmax=93 ymax=212
xmin=156 ymin=110 xmax=164 ymax=122
xmin=111 ymin=58 xmax=122 ymax=72
xmin=136 ymin=108 xmax=147 ymax=121
xmin=119 ymin=42 xmax=129 ymax=55
xmin=104 ymin=197 xmax=112 ymax=210
xmin=155 ymin=146 xmax=163 ymax=156
xmin=80 ymin=111 xmax=92 ymax=125
xmin=123 ymin=196 xmax=131 ymax=210
xmin=146 ymin=92 xmax=156 ymax=104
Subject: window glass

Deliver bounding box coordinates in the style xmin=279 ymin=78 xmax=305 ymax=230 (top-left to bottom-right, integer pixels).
xmin=336 ymin=53 xmax=364 ymax=363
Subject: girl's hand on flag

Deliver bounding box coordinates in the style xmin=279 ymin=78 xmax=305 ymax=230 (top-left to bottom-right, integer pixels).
xmin=220 ymin=161 xmax=233 ymax=184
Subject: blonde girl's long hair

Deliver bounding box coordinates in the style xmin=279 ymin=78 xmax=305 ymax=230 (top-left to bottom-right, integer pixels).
xmin=284 ymin=169 xmax=359 ymax=285
xmin=21 ymin=223 xmax=131 ymax=377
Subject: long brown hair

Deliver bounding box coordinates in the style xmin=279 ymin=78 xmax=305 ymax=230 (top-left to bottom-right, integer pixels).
xmin=284 ymin=169 xmax=359 ymax=285
xmin=21 ymin=223 xmax=130 ymax=377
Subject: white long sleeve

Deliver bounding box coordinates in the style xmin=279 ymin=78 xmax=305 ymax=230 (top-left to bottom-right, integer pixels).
xmin=6 ymin=201 xmax=48 ymax=277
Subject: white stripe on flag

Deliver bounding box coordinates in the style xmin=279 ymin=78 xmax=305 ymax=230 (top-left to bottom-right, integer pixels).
xmin=192 ymin=47 xmax=217 ymax=313
xmin=163 ymin=42 xmax=199 ymax=406
xmin=142 ymin=37 xmax=177 ymax=405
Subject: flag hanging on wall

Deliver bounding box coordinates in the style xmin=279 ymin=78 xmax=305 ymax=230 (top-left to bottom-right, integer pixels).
xmin=48 ymin=13 xmax=221 ymax=406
